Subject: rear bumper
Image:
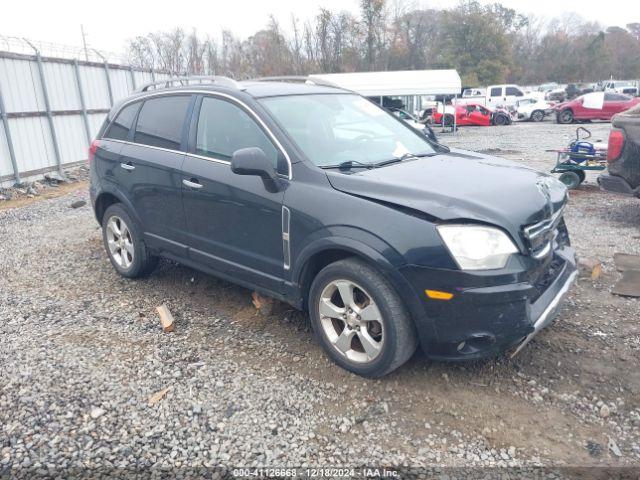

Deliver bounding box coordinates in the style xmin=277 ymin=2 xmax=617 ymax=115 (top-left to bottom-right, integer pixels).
xmin=401 ymin=246 xmax=577 ymax=361
xmin=597 ymin=173 xmax=636 ymax=196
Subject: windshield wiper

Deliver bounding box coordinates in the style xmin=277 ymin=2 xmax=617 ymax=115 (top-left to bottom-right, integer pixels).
xmin=373 ymin=152 xmax=437 ymax=167
xmin=320 ymin=160 xmax=376 ymax=170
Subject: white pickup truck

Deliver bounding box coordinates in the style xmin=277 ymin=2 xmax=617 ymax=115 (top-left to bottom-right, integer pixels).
xmin=603 ymin=80 xmax=638 ymax=97
xmin=459 ymin=84 xmax=526 ymax=108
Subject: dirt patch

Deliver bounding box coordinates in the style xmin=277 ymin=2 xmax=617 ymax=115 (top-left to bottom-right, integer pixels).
xmin=0 ymin=180 xmax=88 ymax=211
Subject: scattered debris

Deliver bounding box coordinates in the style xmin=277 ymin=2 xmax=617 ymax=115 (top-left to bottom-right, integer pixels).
xmin=148 ymin=386 xmax=172 ymax=407
xmin=612 ymin=253 xmax=640 ymax=297
xmin=251 ymin=291 xmax=274 ymax=316
xmin=611 ymin=270 xmax=640 ymax=297
xmin=89 ymin=407 xmax=106 ymax=419
xmin=608 ymin=437 xmax=622 ymax=457
xmin=70 ymin=200 xmax=87 ymax=209
xmin=156 ymin=304 xmax=175 ymax=332
xmin=586 ymin=440 xmax=602 ymax=457
xmin=600 ymin=404 xmax=611 ymax=418
xmin=578 ymin=257 xmax=602 ymax=280
xmin=613 ymin=253 xmax=640 ymax=271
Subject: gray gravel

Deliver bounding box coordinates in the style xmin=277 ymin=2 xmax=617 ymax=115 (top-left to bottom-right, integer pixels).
xmin=1 ymin=121 xmax=639 ymax=476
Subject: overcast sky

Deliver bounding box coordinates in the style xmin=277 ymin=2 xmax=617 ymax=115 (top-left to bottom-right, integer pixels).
xmin=1 ymin=0 xmax=635 ymax=57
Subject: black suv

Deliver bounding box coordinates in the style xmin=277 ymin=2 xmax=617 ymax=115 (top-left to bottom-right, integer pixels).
xmin=90 ymin=76 xmax=577 ymax=377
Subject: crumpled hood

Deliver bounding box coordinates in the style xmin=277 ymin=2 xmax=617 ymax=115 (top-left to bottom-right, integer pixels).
xmin=326 ymin=149 xmax=567 ymax=247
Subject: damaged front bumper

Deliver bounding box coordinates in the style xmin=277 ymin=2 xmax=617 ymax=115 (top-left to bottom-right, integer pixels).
xmin=400 ymin=245 xmax=578 ymax=361
xmin=510 ymin=261 xmax=578 ymax=357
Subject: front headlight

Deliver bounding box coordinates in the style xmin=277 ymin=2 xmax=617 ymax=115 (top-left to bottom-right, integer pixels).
xmin=437 ymin=224 xmax=519 ymax=270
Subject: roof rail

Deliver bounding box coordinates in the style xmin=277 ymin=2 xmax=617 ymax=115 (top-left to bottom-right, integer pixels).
xmin=137 ymin=75 xmax=244 ymax=93
xmin=248 ymin=76 xmax=309 ymax=83
xmin=248 ymin=75 xmax=342 ymax=89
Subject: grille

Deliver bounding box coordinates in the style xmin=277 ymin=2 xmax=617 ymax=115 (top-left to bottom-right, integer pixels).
xmin=523 ymin=206 xmax=565 ymax=259
xmin=530 ymin=255 xmax=565 ymax=302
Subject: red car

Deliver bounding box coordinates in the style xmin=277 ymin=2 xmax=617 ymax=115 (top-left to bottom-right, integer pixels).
xmin=431 ymin=103 xmax=512 ymax=127
xmin=555 ymin=92 xmax=640 ymax=124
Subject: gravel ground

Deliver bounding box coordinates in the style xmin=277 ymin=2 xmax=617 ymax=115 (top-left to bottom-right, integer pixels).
xmin=1 ymin=120 xmax=639 ymax=477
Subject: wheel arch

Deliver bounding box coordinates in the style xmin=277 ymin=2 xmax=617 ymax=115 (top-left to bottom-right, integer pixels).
xmin=290 ymin=236 xmax=433 ymax=344
xmin=93 ymin=187 xmax=141 ymax=227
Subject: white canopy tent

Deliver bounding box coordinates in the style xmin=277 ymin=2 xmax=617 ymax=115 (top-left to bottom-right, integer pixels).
xmin=307 ymin=69 xmax=462 ymax=132
xmin=307 ymin=70 xmax=462 ymax=97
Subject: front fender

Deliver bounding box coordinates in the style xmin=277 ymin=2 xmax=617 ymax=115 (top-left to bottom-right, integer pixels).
xmin=292 ymin=232 xmax=401 ymax=284
xmin=288 ymin=230 xmax=439 ymax=345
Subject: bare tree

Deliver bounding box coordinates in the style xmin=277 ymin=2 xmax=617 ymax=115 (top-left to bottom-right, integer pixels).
xmin=360 ymin=0 xmax=387 ymax=70
xmin=124 ymin=3 xmax=640 ymax=85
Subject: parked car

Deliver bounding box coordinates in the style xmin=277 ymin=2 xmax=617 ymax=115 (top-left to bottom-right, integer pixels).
xmin=565 ymin=84 xmax=581 ymax=100
xmin=598 ymin=104 xmax=640 ymax=196
xmin=538 ymin=82 xmax=558 ymax=93
xmin=457 ymin=84 xmax=526 ymax=108
xmin=515 ymin=98 xmax=553 ymax=122
xmin=603 ymin=80 xmax=638 ymax=97
xmin=90 ymin=77 xmax=576 ymax=377
xmin=545 ymin=88 xmax=567 ymax=103
xmin=555 ymin=92 xmax=640 ymax=124
xmin=387 ymin=107 xmax=438 ymax=142
xmin=432 ymin=103 xmax=512 ymax=126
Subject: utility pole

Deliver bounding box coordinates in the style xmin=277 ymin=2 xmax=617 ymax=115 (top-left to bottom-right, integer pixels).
xmin=80 ymin=25 xmax=89 ymax=61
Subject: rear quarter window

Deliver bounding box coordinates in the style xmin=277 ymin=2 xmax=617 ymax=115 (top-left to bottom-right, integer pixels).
xmin=134 ymin=95 xmax=191 ymax=150
xmin=103 ymin=102 xmax=140 ymax=141
xmin=490 ymin=87 xmax=502 ymax=97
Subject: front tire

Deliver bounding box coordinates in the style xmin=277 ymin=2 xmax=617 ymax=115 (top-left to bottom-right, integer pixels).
xmin=101 ymin=203 xmax=158 ymax=278
xmin=531 ymin=110 xmax=544 ymax=122
xmin=308 ymin=258 xmax=418 ymax=377
xmin=558 ymin=109 xmax=574 ymax=124
xmin=493 ymin=114 xmax=508 ymax=126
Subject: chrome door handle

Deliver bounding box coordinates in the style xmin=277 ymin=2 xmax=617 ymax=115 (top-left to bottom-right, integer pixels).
xmin=182 ymin=179 xmax=203 ymax=189
xmin=120 ymin=163 xmax=135 ymax=171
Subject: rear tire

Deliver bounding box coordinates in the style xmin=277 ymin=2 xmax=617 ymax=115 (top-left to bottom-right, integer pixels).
xmin=308 ymin=258 xmax=418 ymax=378
xmin=443 ymin=114 xmax=454 ymax=126
xmin=101 ymin=203 xmax=158 ymax=278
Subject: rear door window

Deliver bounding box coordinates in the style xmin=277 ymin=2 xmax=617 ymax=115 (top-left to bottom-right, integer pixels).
xmin=134 ymin=95 xmax=191 ymax=150
xmin=195 ymin=96 xmax=279 ymax=166
xmin=104 ymin=102 xmax=140 ymax=141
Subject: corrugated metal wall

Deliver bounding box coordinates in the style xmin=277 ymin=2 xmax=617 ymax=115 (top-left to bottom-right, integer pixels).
xmin=0 ymin=51 xmax=169 ymax=186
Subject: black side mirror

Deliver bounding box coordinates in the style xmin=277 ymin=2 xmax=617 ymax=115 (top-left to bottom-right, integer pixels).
xmin=231 ymin=147 xmax=280 ymax=192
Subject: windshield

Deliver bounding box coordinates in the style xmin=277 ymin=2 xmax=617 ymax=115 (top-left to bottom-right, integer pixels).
xmin=259 ymin=94 xmax=436 ymax=167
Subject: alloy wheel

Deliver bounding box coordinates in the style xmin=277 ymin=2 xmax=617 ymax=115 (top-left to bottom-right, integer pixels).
xmin=105 ymin=215 xmax=135 ymax=269
xmin=318 ymin=279 xmax=384 ymax=363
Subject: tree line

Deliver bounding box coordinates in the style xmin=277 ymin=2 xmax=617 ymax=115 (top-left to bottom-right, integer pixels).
xmin=126 ymin=0 xmax=640 ymax=87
